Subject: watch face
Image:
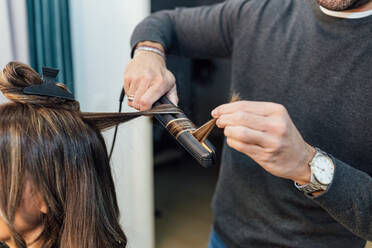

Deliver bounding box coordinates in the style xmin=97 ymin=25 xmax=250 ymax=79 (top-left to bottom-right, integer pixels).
xmin=312 ymin=155 xmax=335 ymax=185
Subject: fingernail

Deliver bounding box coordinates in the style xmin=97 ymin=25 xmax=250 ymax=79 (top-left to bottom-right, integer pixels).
xmin=212 ymin=109 xmax=218 ymax=117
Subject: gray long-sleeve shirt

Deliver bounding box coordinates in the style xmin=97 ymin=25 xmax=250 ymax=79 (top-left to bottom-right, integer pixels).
xmin=131 ymin=0 xmax=372 ymax=247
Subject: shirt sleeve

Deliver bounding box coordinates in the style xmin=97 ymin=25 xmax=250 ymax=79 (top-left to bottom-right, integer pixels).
xmin=309 ymin=156 xmax=372 ymax=241
xmin=130 ymin=0 xmax=249 ymax=58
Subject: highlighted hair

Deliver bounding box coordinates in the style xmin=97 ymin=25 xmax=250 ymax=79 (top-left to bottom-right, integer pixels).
xmin=0 ymin=62 xmax=179 ymax=248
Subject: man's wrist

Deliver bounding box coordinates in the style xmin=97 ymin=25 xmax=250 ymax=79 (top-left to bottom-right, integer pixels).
xmin=136 ymin=41 xmax=165 ymax=52
xmin=135 ymin=46 xmax=165 ymax=59
xmin=294 ymin=147 xmax=335 ymax=196
xmin=293 ymin=144 xmax=316 ymax=185
xmin=134 ymin=41 xmax=166 ymax=62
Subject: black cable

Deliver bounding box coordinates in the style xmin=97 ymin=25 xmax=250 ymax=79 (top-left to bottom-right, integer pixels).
xmin=109 ymin=88 xmax=125 ymax=161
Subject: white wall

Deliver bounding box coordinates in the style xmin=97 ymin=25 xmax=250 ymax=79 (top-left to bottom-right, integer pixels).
xmin=0 ymin=1 xmax=13 ymax=104
xmin=69 ymin=1 xmax=154 ymax=248
xmin=0 ymin=0 xmax=29 ymax=103
xmin=0 ymin=1 xmax=13 ymax=70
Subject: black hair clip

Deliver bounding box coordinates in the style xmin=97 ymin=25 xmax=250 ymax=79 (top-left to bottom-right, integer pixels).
xmin=23 ymin=67 xmax=75 ymax=101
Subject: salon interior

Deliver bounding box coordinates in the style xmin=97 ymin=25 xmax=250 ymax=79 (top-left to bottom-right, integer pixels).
xmin=1 ymin=1 xmax=371 ymax=248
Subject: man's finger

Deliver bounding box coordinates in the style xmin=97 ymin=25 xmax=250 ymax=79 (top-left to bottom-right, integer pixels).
xmin=224 ymin=126 xmax=273 ymax=147
xmin=139 ymin=83 xmax=168 ymax=110
xmin=133 ymin=80 xmax=151 ymax=110
xmin=123 ymin=74 xmax=132 ymax=95
xmin=216 ymin=111 xmax=268 ymax=132
xmin=127 ymin=78 xmax=139 ymax=107
xmin=212 ymin=101 xmax=284 ymax=117
xmin=166 ymin=84 xmax=179 ymax=106
xmin=226 ymin=137 xmax=262 ymax=157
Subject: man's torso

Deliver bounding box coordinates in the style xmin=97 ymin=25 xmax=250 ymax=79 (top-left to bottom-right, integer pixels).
xmin=213 ymin=0 xmax=372 ymax=247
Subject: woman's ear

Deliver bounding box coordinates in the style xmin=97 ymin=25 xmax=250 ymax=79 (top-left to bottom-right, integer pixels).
xmin=39 ymin=199 xmax=47 ymax=214
xmin=35 ymin=189 xmax=47 ymax=214
xmin=25 ymin=179 xmax=48 ymax=215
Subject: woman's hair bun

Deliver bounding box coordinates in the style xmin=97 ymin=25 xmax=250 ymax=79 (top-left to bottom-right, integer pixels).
xmin=0 ymin=61 xmax=79 ymax=111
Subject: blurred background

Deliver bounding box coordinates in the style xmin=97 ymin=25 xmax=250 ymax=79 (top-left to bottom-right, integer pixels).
xmin=0 ymin=1 xmax=370 ymax=248
xmin=151 ymin=1 xmax=228 ymax=247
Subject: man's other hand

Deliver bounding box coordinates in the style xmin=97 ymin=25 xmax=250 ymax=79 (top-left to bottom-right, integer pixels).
xmin=123 ymin=42 xmax=178 ymax=110
xmin=212 ymin=101 xmax=316 ymax=185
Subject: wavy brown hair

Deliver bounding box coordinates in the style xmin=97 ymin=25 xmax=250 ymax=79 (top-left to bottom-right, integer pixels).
xmin=0 ymin=62 xmax=179 ymax=248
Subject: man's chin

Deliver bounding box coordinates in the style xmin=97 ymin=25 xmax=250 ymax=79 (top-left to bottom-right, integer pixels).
xmin=317 ymin=0 xmax=371 ymax=10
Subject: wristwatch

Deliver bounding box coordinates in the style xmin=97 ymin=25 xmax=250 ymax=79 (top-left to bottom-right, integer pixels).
xmin=295 ymin=148 xmax=335 ymax=194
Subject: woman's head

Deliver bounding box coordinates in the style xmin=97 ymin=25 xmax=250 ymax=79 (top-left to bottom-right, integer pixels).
xmin=0 ymin=62 xmax=127 ymax=247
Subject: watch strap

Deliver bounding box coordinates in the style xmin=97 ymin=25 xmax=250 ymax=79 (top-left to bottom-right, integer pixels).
xmin=294 ymin=180 xmax=327 ymax=194
xmin=294 ymin=147 xmax=332 ymax=194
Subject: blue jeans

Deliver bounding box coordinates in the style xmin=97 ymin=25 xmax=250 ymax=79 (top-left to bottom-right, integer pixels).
xmin=208 ymin=230 xmax=226 ymax=248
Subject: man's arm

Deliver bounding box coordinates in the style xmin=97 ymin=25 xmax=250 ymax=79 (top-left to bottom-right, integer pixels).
xmin=124 ymin=1 xmax=248 ymax=110
xmin=310 ymin=158 xmax=372 ymax=241
xmin=131 ymin=1 xmax=246 ymax=59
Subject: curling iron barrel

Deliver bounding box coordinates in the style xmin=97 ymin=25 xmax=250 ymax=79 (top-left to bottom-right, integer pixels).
xmin=154 ymin=96 xmax=216 ymax=168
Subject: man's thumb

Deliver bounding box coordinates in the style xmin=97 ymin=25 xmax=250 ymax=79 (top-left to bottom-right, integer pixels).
xmin=166 ymin=86 xmax=178 ymax=106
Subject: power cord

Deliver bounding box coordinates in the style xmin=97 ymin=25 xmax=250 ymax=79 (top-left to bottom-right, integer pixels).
xmin=108 ymin=88 xmax=125 ymax=161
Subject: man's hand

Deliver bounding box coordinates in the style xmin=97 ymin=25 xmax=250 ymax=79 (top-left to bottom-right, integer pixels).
xmin=124 ymin=41 xmax=178 ymax=110
xmin=212 ymin=101 xmax=316 ymax=185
